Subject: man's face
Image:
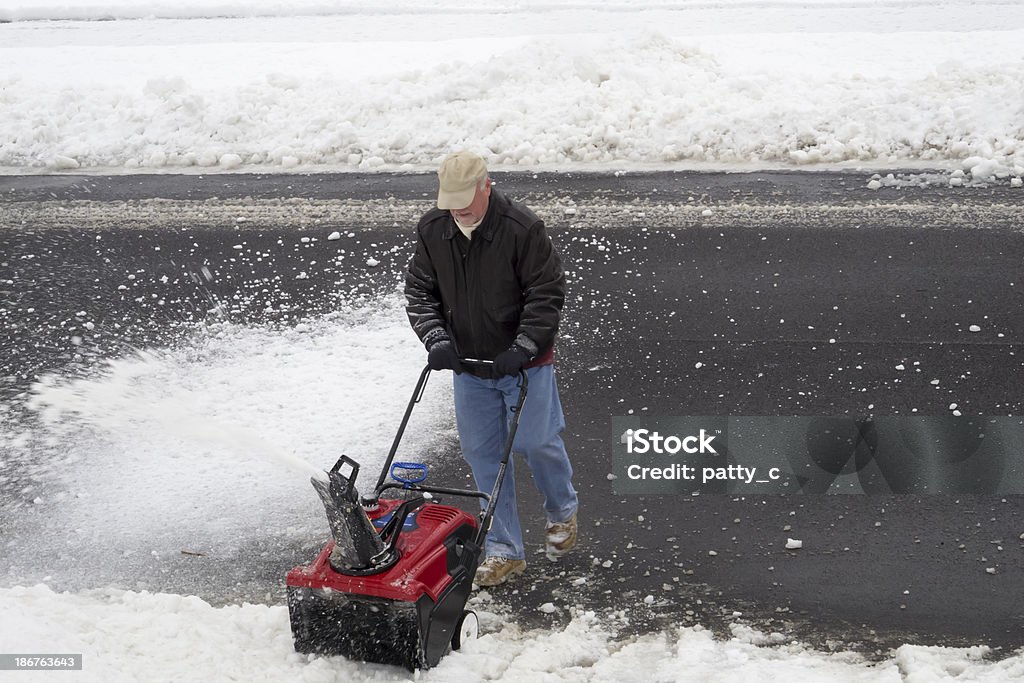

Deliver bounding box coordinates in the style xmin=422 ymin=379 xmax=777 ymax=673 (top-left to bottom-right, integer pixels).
xmin=450 ymin=177 xmax=491 ymax=225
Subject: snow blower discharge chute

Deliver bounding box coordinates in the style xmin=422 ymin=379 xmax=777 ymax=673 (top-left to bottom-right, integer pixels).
xmin=286 ymin=361 xmax=528 ymax=670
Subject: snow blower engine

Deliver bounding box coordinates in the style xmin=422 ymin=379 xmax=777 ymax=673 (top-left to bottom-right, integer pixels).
xmin=286 ymin=362 xmax=527 ymax=670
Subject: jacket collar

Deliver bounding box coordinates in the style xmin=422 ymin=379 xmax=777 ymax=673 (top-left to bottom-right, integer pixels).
xmin=442 ymin=190 xmax=502 ymax=241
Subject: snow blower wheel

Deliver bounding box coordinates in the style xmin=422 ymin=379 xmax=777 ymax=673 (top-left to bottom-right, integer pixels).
xmin=286 ymin=360 xmax=528 ymax=671
xmin=452 ymin=610 xmax=479 ymax=650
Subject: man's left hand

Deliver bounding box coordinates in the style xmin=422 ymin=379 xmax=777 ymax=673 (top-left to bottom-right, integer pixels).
xmin=493 ymin=345 xmax=531 ymax=376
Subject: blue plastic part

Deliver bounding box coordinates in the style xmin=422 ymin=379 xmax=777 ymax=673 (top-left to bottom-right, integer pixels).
xmin=391 ymin=461 xmax=428 ymax=486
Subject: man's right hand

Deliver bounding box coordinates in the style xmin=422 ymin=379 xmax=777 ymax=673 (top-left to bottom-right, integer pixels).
xmin=427 ymin=341 xmax=463 ymax=374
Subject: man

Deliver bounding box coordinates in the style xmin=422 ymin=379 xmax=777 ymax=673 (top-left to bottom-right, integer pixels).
xmin=405 ymin=151 xmax=578 ymax=587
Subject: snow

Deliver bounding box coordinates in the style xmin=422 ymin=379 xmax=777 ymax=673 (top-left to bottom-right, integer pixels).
xmin=2 ymin=584 xmax=1023 ymax=683
xmin=3 ymin=295 xmax=454 ymax=588
xmin=1 ymin=1 xmax=1023 ymax=176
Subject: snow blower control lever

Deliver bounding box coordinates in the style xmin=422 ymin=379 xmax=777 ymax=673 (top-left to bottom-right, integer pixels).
xmin=390 ymin=461 xmax=428 ymax=486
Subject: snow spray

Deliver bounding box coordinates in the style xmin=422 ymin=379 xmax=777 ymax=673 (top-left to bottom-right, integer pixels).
xmin=28 ymin=351 xmax=328 ymax=482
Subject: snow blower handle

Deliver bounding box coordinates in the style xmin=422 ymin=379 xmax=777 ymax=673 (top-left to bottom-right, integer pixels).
xmin=371 ymin=360 xmax=528 ymax=497
xmin=475 ymin=367 xmax=528 ymax=548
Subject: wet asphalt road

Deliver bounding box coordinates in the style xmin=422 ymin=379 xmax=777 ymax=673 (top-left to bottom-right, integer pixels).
xmin=1 ymin=170 xmax=1023 ymax=655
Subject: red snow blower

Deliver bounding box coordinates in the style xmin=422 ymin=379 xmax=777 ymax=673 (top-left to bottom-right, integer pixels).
xmin=286 ymin=361 xmax=527 ymax=670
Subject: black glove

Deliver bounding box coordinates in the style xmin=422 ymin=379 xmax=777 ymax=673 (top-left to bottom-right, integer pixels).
xmin=427 ymin=341 xmax=463 ymax=374
xmin=493 ymin=345 xmax=531 ymax=376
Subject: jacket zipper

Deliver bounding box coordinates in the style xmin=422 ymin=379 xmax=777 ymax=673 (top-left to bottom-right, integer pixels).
xmin=461 ymin=234 xmax=482 ymax=360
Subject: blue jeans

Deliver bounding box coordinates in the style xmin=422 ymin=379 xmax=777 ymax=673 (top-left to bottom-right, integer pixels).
xmin=453 ymin=364 xmax=578 ymax=560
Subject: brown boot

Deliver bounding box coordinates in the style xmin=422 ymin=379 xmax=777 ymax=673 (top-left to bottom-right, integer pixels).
xmin=474 ymin=556 xmax=527 ymax=587
xmin=545 ymin=511 xmax=577 ymax=560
